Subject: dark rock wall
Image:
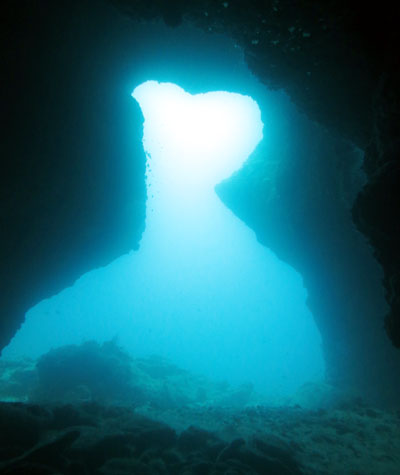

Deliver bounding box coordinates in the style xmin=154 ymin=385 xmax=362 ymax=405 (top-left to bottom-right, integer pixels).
xmin=353 ymin=70 xmax=400 ymax=349
xmin=206 ymin=0 xmax=400 ymax=356
xmin=1 ymin=1 xmax=147 ymax=351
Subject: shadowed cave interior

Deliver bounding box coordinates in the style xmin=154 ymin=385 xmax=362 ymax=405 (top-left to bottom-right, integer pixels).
xmin=1 ymin=1 xmax=400 ymax=474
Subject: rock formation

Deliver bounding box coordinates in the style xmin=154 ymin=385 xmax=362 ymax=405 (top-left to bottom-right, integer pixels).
xmin=1 ymin=1 xmax=147 ymax=351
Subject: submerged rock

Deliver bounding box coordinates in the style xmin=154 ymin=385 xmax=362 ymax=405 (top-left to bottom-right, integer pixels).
xmin=1 ymin=341 xmax=267 ymax=410
xmin=0 ymin=399 xmax=399 ymax=474
xmin=33 ymin=341 xmax=135 ymax=405
xmin=0 ymin=402 xmax=304 ymax=474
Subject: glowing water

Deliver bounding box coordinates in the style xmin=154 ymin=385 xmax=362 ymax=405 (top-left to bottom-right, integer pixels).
xmin=3 ymin=81 xmax=324 ymax=398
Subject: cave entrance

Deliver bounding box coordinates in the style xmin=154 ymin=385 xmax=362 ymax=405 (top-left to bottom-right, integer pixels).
xmin=3 ymin=79 xmax=325 ymax=401
xmin=126 ymin=80 xmax=325 ymax=396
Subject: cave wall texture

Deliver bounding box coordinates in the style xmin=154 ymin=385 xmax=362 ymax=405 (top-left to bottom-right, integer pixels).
xmin=1 ymin=0 xmax=399 ymax=403
xmin=1 ymin=1 xmax=147 ymax=352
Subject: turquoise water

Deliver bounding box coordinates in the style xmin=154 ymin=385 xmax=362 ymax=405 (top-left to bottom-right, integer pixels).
xmin=3 ymin=81 xmax=324 ymax=400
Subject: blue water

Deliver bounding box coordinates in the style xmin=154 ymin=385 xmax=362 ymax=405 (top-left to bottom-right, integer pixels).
xmin=3 ymin=81 xmax=324 ymax=399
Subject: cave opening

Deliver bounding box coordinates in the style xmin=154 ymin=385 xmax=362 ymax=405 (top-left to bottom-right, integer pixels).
xmin=2 ymin=78 xmax=325 ymax=402
xmin=129 ymin=79 xmax=325 ymax=397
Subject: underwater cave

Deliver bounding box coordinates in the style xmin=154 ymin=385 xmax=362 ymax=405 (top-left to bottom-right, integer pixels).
xmin=1 ymin=1 xmax=400 ymax=474
xmin=3 ymin=78 xmax=326 ymax=397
